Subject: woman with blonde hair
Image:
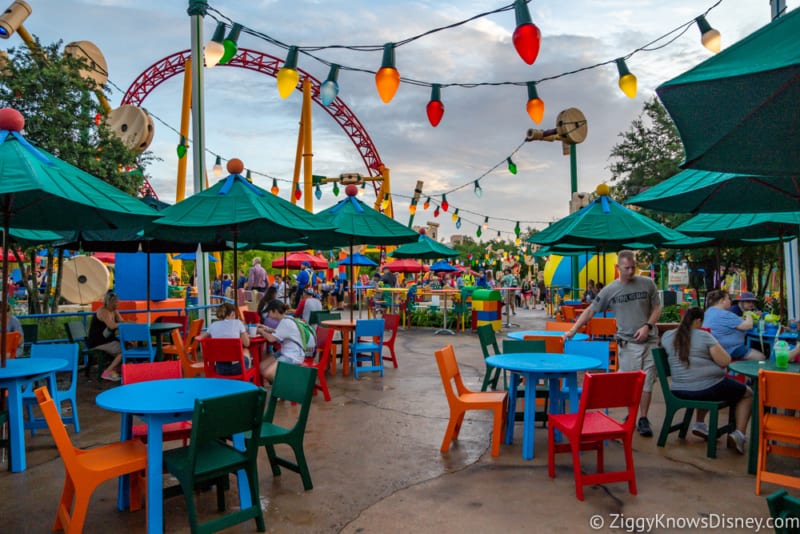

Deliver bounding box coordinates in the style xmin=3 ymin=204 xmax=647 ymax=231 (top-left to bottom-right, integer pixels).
xmin=198 ymin=302 xmax=251 ymax=375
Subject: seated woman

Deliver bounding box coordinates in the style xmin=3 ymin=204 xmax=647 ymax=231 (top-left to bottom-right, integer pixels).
xmin=198 ymin=302 xmax=251 ymax=375
xmin=703 ymin=289 xmax=765 ymax=361
xmin=87 ymin=291 xmax=124 ymax=382
xmin=256 ymin=300 xmax=305 ymax=385
xmin=257 ymin=286 xmax=279 ymax=329
xmin=662 ymin=306 xmax=752 ymax=454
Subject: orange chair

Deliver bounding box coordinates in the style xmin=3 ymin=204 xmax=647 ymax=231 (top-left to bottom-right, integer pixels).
xmin=121 ymin=361 xmax=192 ymax=446
xmin=548 ymin=371 xmax=645 ymax=501
xmin=524 ymin=335 xmax=564 ymax=354
xmin=199 ymin=337 xmax=258 ymax=383
xmin=164 ymin=328 xmax=204 ymax=379
xmin=756 ymin=370 xmax=800 ymax=495
xmin=381 ymin=313 xmax=400 ymax=368
xmin=162 ymin=318 xmax=203 ymax=365
xmin=3 ymin=331 xmax=21 ymax=360
xmin=302 ymin=326 xmax=334 ymax=401
xmin=561 ymin=306 xmax=578 ymax=322
xmin=587 ymin=317 xmax=618 ymax=371
xmin=434 ymin=345 xmax=508 ymax=457
xmin=545 ymin=321 xmax=584 ymax=333
xmin=35 ymin=386 xmax=147 ymax=532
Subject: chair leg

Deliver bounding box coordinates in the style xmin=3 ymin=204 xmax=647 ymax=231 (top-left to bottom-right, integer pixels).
xmin=677 ymin=408 xmax=694 ymax=439
xmin=657 ymin=407 xmax=677 ymax=447
xmin=292 ymin=445 xmax=313 ymax=491
xmin=548 ymin=425 xmax=556 ymax=478
xmin=570 ymin=442 xmax=585 ymax=501
xmin=623 ymin=436 xmax=638 ymax=495
xmin=316 ymin=368 xmax=331 ymax=402
xmin=264 ymin=444 xmax=282 ymax=477
xmin=490 ymin=406 xmax=503 ymax=457
xmin=707 ymin=409 xmax=719 ymax=458
xmin=54 ymin=477 xmax=75 ymax=532
xmin=68 ymin=490 xmax=93 ymax=534
xmin=180 ymin=480 xmax=201 ymax=533
xmin=441 ymin=411 xmax=464 ymax=453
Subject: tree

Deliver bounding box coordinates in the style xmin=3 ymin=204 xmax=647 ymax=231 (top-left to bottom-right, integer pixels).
xmin=0 ymin=38 xmax=152 ymax=314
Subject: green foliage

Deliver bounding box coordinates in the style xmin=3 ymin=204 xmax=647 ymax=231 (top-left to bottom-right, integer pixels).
xmin=659 ymin=305 xmax=681 ymax=323
xmin=0 ymin=39 xmax=149 ymax=195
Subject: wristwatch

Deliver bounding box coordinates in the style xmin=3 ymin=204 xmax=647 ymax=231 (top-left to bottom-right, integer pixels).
xmin=644 ymin=323 xmax=654 ymax=331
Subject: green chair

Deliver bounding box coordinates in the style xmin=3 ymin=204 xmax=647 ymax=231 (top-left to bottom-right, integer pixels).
xmin=652 ymin=347 xmax=736 ymax=459
xmin=477 ymin=324 xmax=502 ymax=391
xmin=64 ymin=320 xmax=107 ymax=381
xmin=766 ymin=490 xmax=800 ymax=534
xmin=20 ymin=323 xmax=37 ymax=355
xmin=163 ymin=388 xmax=267 ymax=534
xmin=250 ymin=362 xmax=317 ymax=490
xmin=502 ymin=339 xmax=549 ymax=425
xmin=315 ymin=311 xmax=342 ymax=365
xmin=0 ymin=408 xmax=10 ymax=469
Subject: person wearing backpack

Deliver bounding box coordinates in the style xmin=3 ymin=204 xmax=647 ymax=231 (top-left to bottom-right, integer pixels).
xmin=257 ymin=300 xmax=315 ymax=384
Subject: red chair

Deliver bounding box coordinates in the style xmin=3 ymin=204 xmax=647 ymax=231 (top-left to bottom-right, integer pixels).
xmin=121 ymin=361 xmax=192 ymax=446
xmin=302 ymin=326 xmax=335 ymax=401
xmin=242 ymin=310 xmax=261 ymax=325
xmin=548 ymin=371 xmax=645 ymax=501
xmin=381 ymin=313 xmax=400 ymax=368
xmin=199 ymin=337 xmax=258 ymax=383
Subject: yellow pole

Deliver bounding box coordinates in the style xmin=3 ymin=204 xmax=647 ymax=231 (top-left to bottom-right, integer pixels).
xmin=290 ymin=96 xmax=305 ymax=206
xmin=302 ymin=78 xmax=313 ymax=212
xmin=176 ymin=58 xmax=193 ymax=202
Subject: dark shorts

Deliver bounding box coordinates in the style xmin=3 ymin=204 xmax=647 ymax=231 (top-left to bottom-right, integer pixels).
xmin=729 ymin=344 xmax=751 ymax=360
xmin=673 ymin=378 xmax=746 ymax=404
xmin=216 ymin=355 xmax=252 ymax=376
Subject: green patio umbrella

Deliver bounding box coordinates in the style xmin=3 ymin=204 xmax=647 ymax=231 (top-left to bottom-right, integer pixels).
xmin=657 ymin=7 xmax=800 ymax=176
xmin=314 ymin=185 xmax=419 ymax=320
xmin=150 ymin=171 xmax=335 ymax=296
xmin=626 ymin=169 xmax=800 ymax=214
xmin=389 ymin=234 xmax=459 ymax=260
xmin=529 ymin=190 xmax=686 ymax=248
xmin=0 ymin=108 xmax=159 ymax=365
xmin=677 ymin=211 xmax=800 ymax=316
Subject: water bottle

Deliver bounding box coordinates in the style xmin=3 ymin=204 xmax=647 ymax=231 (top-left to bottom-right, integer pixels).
xmin=774 ymin=340 xmax=790 ymax=369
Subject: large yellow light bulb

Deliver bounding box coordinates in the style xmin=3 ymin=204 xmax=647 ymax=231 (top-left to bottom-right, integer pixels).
xmin=277 ymin=46 xmax=300 ymax=99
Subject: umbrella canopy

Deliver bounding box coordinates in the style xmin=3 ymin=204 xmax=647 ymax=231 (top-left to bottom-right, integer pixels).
xmin=172 ymin=252 xmax=219 ymax=262
xmin=529 ymin=191 xmax=686 ymax=248
xmin=337 ymin=252 xmax=377 ymax=267
xmin=271 ymin=251 xmax=328 ymax=270
xmin=151 ymin=172 xmax=333 ymax=244
xmin=0 ymin=108 xmax=159 ymax=365
xmin=626 ymin=169 xmax=800 ymax=214
xmin=389 ymin=234 xmax=459 ymax=260
xmin=657 ymin=7 xmax=800 ymax=176
xmin=385 ymin=259 xmax=425 ymax=273
xmin=0 ymin=248 xmax=24 ymax=262
xmin=676 ymin=212 xmax=800 ymax=240
xmin=429 ymin=260 xmax=458 ymax=273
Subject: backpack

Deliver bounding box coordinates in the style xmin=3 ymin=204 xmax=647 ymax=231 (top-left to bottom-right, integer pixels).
xmin=288 ymin=318 xmax=317 ymax=359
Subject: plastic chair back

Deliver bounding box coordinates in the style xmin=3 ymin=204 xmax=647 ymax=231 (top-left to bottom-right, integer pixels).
xmin=167 ymin=328 xmax=204 ymax=378
xmin=382 ymin=313 xmax=400 ymax=367
xmin=242 ymin=310 xmax=261 ymax=325
xmin=122 ymin=360 xmax=183 ymax=384
xmin=24 ymin=343 xmax=80 ymax=433
xmin=579 ymin=371 xmax=644 ymax=413
xmin=351 ymin=319 xmax=385 ymax=379
xmin=756 ymin=370 xmax=800 ymax=495
xmin=502 ymin=339 xmax=546 ymax=354
xmin=523 ymin=334 xmax=564 ymax=354
xmin=477 ymin=324 xmax=502 ymax=391
xmin=199 ymin=337 xmax=256 ymax=382
xmin=564 ymin=340 xmax=610 ymax=372
xmin=588 ymin=317 xmax=616 ymax=338
xmin=545 ymin=321 xmax=579 ymax=332
xmin=118 ymin=323 xmax=155 ymax=363
xmin=2 ymin=331 xmax=21 ymax=360
xmin=766 ymin=490 xmax=800 ymax=534
xmin=21 ymin=323 xmax=38 ymax=354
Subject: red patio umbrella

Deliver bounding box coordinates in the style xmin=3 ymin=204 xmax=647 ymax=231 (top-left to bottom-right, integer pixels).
xmin=0 ymin=248 xmax=24 ymax=262
xmin=92 ymin=252 xmax=115 ymax=264
xmin=271 ymin=251 xmax=327 ymax=270
xmin=385 ymin=259 xmax=424 ymax=273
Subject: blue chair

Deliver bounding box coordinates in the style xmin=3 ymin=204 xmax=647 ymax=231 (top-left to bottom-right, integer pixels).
xmin=23 ymin=343 xmax=81 ymax=434
xmin=118 ymin=323 xmax=155 ymax=364
xmin=558 ymin=341 xmax=611 ymax=410
xmin=351 ymin=319 xmax=385 ymax=380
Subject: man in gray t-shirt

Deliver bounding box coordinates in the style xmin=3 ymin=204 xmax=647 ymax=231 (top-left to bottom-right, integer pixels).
xmin=563 ymin=250 xmax=662 ymax=437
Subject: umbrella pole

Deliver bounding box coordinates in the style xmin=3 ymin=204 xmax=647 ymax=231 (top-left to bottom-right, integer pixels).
xmin=283 ymin=249 xmax=288 ymax=305
xmin=1 ymin=205 xmax=8 ymax=368
xmin=349 ymin=240 xmax=354 ymax=323
xmin=146 ymin=242 xmax=151 ymax=324
xmin=233 ymin=234 xmax=238 ymax=313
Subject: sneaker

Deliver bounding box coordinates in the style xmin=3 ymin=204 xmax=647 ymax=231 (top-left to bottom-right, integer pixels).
xmin=637 ymin=417 xmax=654 ymax=437
xmin=691 ymin=422 xmax=709 ymax=441
xmin=101 ymin=370 xmax=121 ymax=382
xmin=728 ymin=430 xmax=746 ymax=454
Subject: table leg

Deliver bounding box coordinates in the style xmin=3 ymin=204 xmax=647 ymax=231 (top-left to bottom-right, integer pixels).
xmin=342 ymin=329 xmax=351 ymax=377
xmin=522 ymin=372 xmax=537 ymax=460
xmin=505 ymin=372 xmax=519 ymax=445
xmin=434 ymin=293 xmax=455 ymax=335
xmin=117 ymin=413 xmax=133 ymax=512
xmin=232 ymin=432 xmax=252 ymax=508
xmin=7 ymin=381 xmax=25 ymax=472
xmin=146 ymin=420 xmax=165 ymax=534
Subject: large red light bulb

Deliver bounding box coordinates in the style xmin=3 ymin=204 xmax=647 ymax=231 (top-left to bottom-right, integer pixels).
xmin=426 ymin=84 xmax=444 ymax=127
xmin=513 ymin=23 xmax=541 ymax=65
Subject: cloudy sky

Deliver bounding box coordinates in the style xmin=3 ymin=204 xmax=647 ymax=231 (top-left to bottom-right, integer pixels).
xmin=16 ymin=0 xmax=792 ymax=243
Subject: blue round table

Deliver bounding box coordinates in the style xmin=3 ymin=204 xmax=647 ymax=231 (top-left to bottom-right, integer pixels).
xmin=486 ymin=353 xmax=601 ymax=460
xmin=97 ymin=378 xmax=257 ymax=534
xmin=507 ymin=330 xmax=589 ymax=341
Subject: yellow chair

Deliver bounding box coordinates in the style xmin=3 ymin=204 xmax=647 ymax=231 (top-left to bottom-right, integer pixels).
xmin=35 ymin=387 xmax=147 ymax=533
xmin=756 ymin=370 xmax=800 ymax=495
xmin=434 ymin=345 xmax=507 ymax=457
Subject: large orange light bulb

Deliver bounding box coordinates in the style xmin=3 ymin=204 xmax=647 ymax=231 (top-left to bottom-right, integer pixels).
xmin=375 ymin=43 xmax=400 ymax=103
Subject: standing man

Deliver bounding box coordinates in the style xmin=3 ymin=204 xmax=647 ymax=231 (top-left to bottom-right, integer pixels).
xmin=380 ymin=265 xmax=397 ymax=288
xmin=273 ymin=274 xmax=288 ymax=303
xmin=563 ymin=250 xmax=662 ymax=437
xmin=293 ymin=261 xmax=312 ymax=308
xmin=247 ymin=257 xmax=268 ymax=293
